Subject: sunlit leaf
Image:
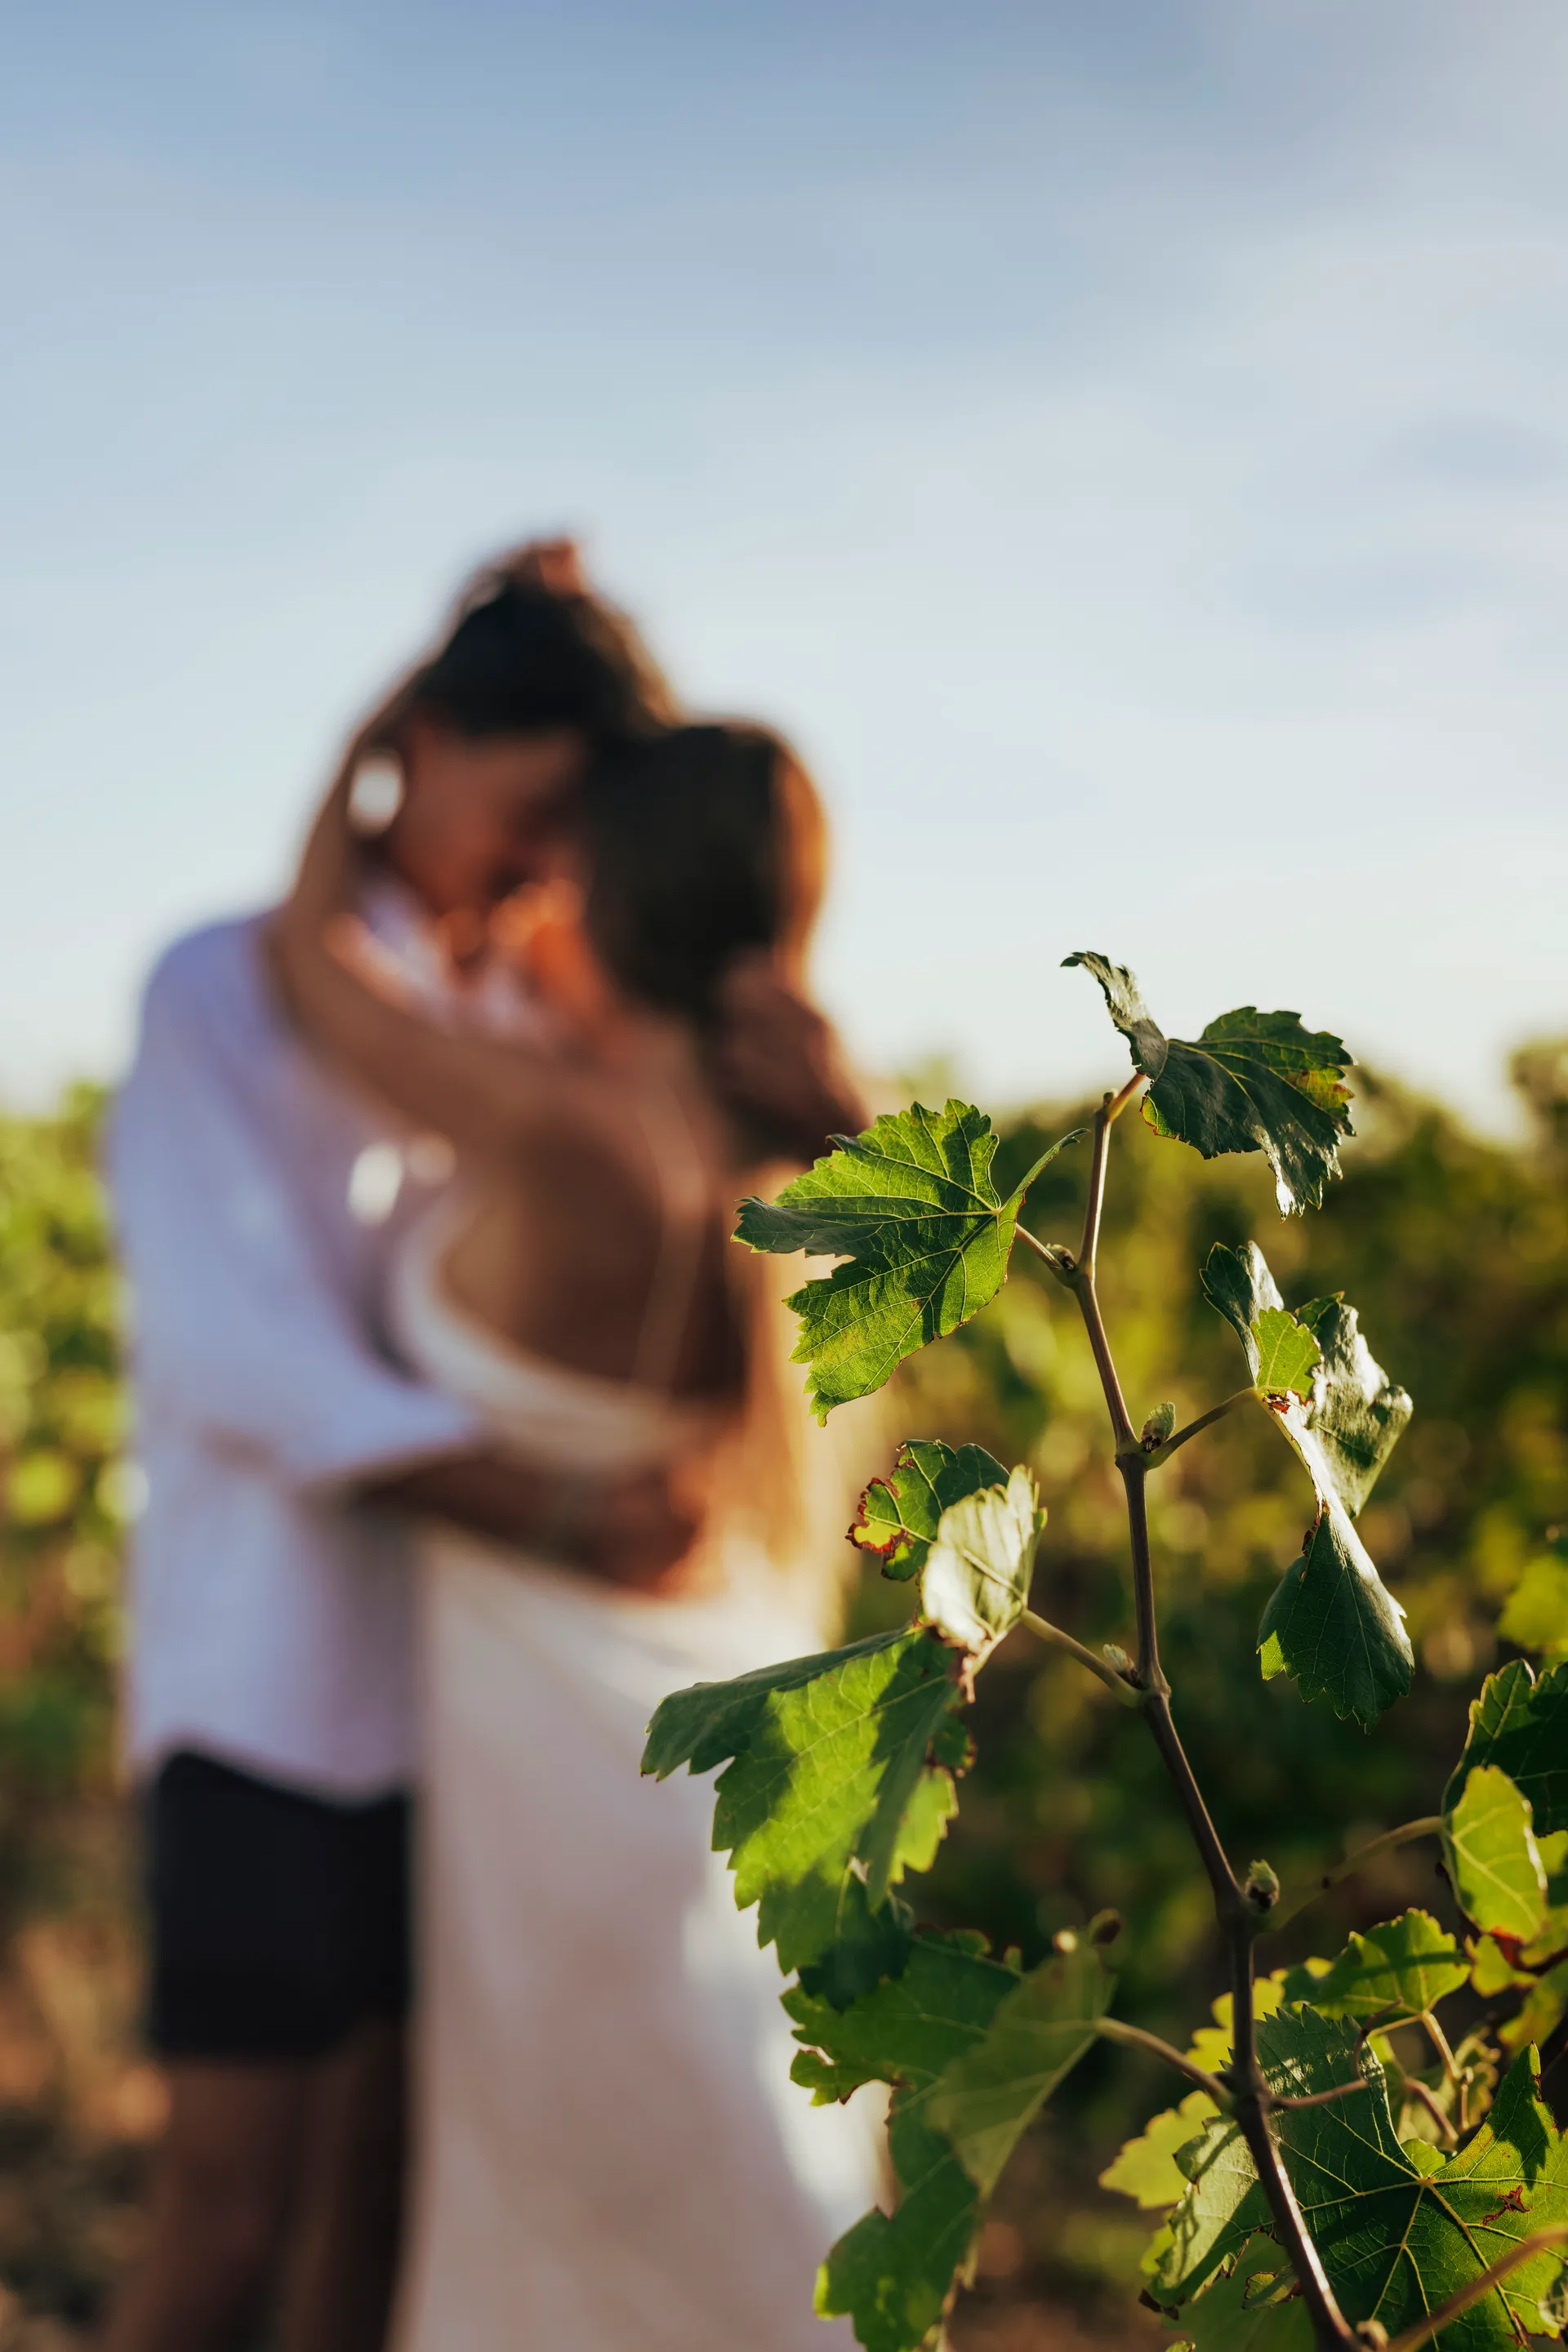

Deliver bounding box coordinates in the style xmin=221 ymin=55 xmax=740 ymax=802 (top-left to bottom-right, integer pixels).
xmin=1202 ymin=1245 xmax=1413 ymax=1521
xmin=1250 ymin=1307 xmax=1321 ymax=1401
xmin=791 ymin=1932 xmax=1105 ymax=2352
xmin=1525 ymin=1833 xmax=1568 ymax=1966
xmin=1204 ymin=1242 xmax=1412 ymax=1726
xmin=1166 ymin=2255 xmax=1314 ymax=2350
xmin=1446 ymin=1659 xmax=1568 ymax=1837
xmin=641 ymin=1627 xmax=967 ymax=1972
xmin=1065 ymin=952 xmax=1353 ymax=1214
xmin=1099 ymin=2088 xmax=1218 ymax=2210
xmin=919 ymin=1465 xmax=1043 ymax=1676
xmin=1281 ymin=1909 xmax=1466 ymax=2023
xmin=1444 ymin=1765 xmax=1548 ymax=1943
xmin=736 ymin=1102 xmax=1082 ymax=1419
xmin=1471 ymin=1933 xmax=1529 ymax=1998
xmin=1182 ymin=1973 xmax=1290 ymax=2077
xmin=850 ymin=1439 xmax=1009 ymax=1583
xmin=924 ymin=1941 xmax=1109 ymax=2195
xmin=1156 ymin=2010 xmax=1568 ymax=2345
xmin=1499 ymin=1959 xmax=1568 ymax=2059
xmin=1499 ymin=1549 xmax=1568 ymax=1659
xmin=788 ymin=1929 xmax=1020 ymax=2352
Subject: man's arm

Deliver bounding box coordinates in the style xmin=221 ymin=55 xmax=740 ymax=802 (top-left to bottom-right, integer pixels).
xmin=112 ymin=937 xmax=697 ymax=1585
xmin=109 ymin=937 xmax=488 ymax=1496
xmin=361 ymin=1453 xmax=699 ymax=1591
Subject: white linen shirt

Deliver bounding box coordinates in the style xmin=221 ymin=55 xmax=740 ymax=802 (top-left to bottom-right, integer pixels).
xmin=108 ymin=914 xmax=485 ymax=1798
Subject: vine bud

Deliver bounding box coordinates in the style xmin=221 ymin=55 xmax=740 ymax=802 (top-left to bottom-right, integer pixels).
xmin=1353 ymin=2327 xmax=1390 ymax=2350
xmin=1245 ymin=1860 xmax=1281 ymax=1911
xmin=1052 ymin=1927 xmax=1080 ymax=1954
xmin=1102 ymin=1642 xmax=1131 ymax=1676
xmin=1088 ymin=1909 xmax=1123 ymax=1947
xmin=1141 ymin=1402 xmax=1176 ymax=1450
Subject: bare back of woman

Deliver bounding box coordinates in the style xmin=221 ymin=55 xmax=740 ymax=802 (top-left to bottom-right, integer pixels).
xmin=438 ymin=1046 xmax=744 ymax=1402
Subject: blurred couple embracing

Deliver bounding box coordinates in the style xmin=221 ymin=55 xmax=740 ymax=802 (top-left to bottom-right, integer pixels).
xmin=103 ymin=543 xmax=884 ymax=2352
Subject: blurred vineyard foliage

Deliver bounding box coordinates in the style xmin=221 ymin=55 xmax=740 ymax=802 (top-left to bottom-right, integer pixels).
xmin=0 ymin=1054 xmax=1566 ymax=2336
xmin=0 ymin=1089 xmax=153 ymax=2335
xmin=871 ymin=1047 xmax=1568 ymax=2329
xmin=0 ymin=1088 xmax=126 ymax=1880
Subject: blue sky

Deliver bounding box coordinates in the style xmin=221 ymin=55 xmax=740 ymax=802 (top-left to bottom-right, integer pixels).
xmin=4 ymin=1 xmax=1567 ymax=1126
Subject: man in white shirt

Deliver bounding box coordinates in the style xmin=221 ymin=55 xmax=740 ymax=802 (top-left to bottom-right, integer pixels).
xmin=101 ymin=552 xmax=730 ymax=2351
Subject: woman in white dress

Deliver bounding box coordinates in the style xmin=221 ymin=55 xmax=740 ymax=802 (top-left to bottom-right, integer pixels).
xmin=271 ymin=723 xmax=883 ymax=2351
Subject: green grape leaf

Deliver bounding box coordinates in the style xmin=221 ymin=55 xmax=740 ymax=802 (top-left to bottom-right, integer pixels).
xmin=1166 ymin=2255 xmax=1314 ymax=2350
xmin=1158 ymin=2011 xmax=1568 ymax=2345
xmin=1500 ymin=1549 xmax=1568 ymax=1658
xmin=1446 ymin=1659 xmax=1568 ymax=1837
xmin=1471 ymin=1933 xmax=1530 ymax=1998
xmin=1499 ymin=1958 xmax=1568 ymax=2060
xmin=1204 ymin=1243 xmax=1412 ymax=1726
xmin=1294 ymin=1292 xmax=1417 ymax=1521
xmin=918 ymin=1465 xmax=1043 ymax=1676
xmin=1442 ymin=1765 xmax=1548 ymax=1944
xmin=641 ymin=1626 xmax=968 ymax=1972
xmin=795 ymin=1879 xmax=918 ymax=2013
xmin=1151 ymin=2107 xmax=1275 ymax=2305
xmin=1100 ymin=2088 xmax=1218 ymax=2210
xmin=1524 ymin=1833 xmax=1568 ymax=1967
xmin=1202 ymin=1245 xmax=1413 ymax=1520
xmin=735 ymin=1102 xmax=1083 ymax=1419
xmin=1183 ymin=1973 xmax=1291 ymax=2077
xmin=1250 ymin=1307 xmax=1321 ymax=1401
xmin=850 ymin=1439 xmax=1009 ymax=1583
xmin=1281 ymin=1909 xmax=1467 ymax=2022
xmin=924 ymin=1941 xmax=1109 ymax=2195
xmin=791 ymin=1932 xmax=1105 ymax=2352
xmin=1064 ymin=952 xmax=1353 ymax=1214
xmin=787 ymin=1929 xmax=1021 ymax=2352
xmin=1258 ymin=1504 xmax=1412 ymax=1730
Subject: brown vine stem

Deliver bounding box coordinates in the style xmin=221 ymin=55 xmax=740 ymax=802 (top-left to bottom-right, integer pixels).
xmin=1378 ymin=2223 xmax=1568 ymax=2352
xmin=1092 ymin=2016 xmax=1232 ymax=2106
xmin=1064 ymin=1083 xmax=1356 ymax=2351
xmin=1401 ymin=2078 xmax=1458 ymax=2147
xmin=1271 ymin=2076 xmax=1375 ymax=2114
xmin=1421 ymin=2011 xmax=1460 ymax=2086
xmin=1264 ymin=1817 xmax=1445 ymax=1940
xmin=1018 ymin=1608 xmax=1143 ymax=1707
xmin=1143 ymin=1388 xmax=1257 ymax=1468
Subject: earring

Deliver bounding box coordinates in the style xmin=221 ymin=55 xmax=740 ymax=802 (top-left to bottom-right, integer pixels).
xmin=348 ymin=753 xmax=404 ymax=837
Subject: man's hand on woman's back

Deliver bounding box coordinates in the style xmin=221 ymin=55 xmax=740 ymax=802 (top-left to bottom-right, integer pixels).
xmin=363 ymin=1451 xmax=702 ymax=1593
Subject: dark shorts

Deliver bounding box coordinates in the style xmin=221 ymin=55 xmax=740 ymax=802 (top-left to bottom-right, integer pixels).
xmin=145 ymin=1749 xmax=412 ymax=2062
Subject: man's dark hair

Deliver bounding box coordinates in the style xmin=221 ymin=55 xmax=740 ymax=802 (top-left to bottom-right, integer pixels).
xmin=341 ymin=546 xmax=679 ymax=777
xmin=411 ymin=557 xmax=678 ymax=741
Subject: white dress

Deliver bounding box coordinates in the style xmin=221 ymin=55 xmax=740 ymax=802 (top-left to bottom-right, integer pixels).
xmin=388 ymin=1197 xmax=881 ymax=2352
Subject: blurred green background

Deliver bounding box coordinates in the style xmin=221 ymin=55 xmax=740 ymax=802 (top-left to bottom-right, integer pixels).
xmin=1 ymin=1053 xmax=1566 ymax=2338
